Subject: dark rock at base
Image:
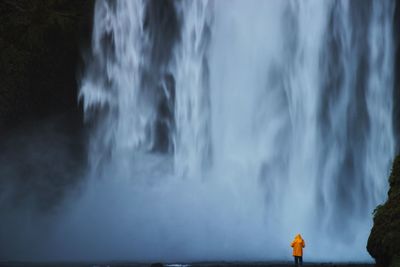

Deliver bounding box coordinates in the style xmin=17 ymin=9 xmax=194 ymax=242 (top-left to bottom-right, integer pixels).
xmin=367 ymin=156 xmax=400 ymax=267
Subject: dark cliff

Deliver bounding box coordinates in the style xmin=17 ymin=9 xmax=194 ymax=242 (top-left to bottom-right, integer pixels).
xmin=0 ymin=0 xmax=94 ymax=211
xmin=367 ymin=156 xmax=400 ymax=267
xmin=0 ymin=0 xmax=93 ymax=129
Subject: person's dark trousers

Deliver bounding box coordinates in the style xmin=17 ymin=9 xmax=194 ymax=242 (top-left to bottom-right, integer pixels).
xmin=294 ymin=256 xmax=303 ymax=266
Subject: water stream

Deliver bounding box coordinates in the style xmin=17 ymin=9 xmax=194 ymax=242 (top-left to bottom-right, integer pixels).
xmin=77 ymin=0 xmax=395 ymax=261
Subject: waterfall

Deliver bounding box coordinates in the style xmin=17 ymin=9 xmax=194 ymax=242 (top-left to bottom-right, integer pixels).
xmin=77 ymin=0 xmax=395 ymax=262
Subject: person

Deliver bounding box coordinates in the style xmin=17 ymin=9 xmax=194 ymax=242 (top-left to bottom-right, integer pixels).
xmin=291 ymin=234 xmax=305 ymax=266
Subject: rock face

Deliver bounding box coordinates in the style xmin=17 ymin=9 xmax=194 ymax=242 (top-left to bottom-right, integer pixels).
xmin=0 ymin=0 xmax=93 ymax=210
xmin=367 ymin=155 xmax=400 ymax=267
xmin=0 ymin=0 xmax=93 ymax=130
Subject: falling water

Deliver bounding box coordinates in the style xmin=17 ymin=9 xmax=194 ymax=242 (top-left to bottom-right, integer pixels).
xmin=77 ymin=0 xmax=395 ymax=262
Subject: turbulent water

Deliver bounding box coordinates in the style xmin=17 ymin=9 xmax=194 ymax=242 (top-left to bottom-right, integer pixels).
xmin=76 ymin=0 xmax=395 ymax=262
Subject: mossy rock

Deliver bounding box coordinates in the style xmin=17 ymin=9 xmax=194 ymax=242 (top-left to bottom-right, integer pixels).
xmin=391 ymin=256 xmax=400 ymax=267
xmin=367 ymin=155 xmax=400 ymax=266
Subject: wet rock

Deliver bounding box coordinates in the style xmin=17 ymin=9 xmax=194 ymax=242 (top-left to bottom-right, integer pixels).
xmin=0 ymin=0 xmax=93 ymax=130
xmin=367 ymin=156 xmax=400 ymax=266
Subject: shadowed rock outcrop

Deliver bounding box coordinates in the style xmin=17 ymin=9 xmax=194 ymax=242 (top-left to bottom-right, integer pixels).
xmin=367 ymin=156 xmax=400 ymax=267
xmin=0 ymin=0 xmax=93 ymax=130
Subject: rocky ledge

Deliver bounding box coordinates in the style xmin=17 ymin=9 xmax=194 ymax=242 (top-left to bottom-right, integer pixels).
xmin=367 ymin=156 xmax=400 ymax=267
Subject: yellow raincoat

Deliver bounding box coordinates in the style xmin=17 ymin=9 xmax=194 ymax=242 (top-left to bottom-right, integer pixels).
xmin=291 ymin=234 xmax=305 ymax=256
